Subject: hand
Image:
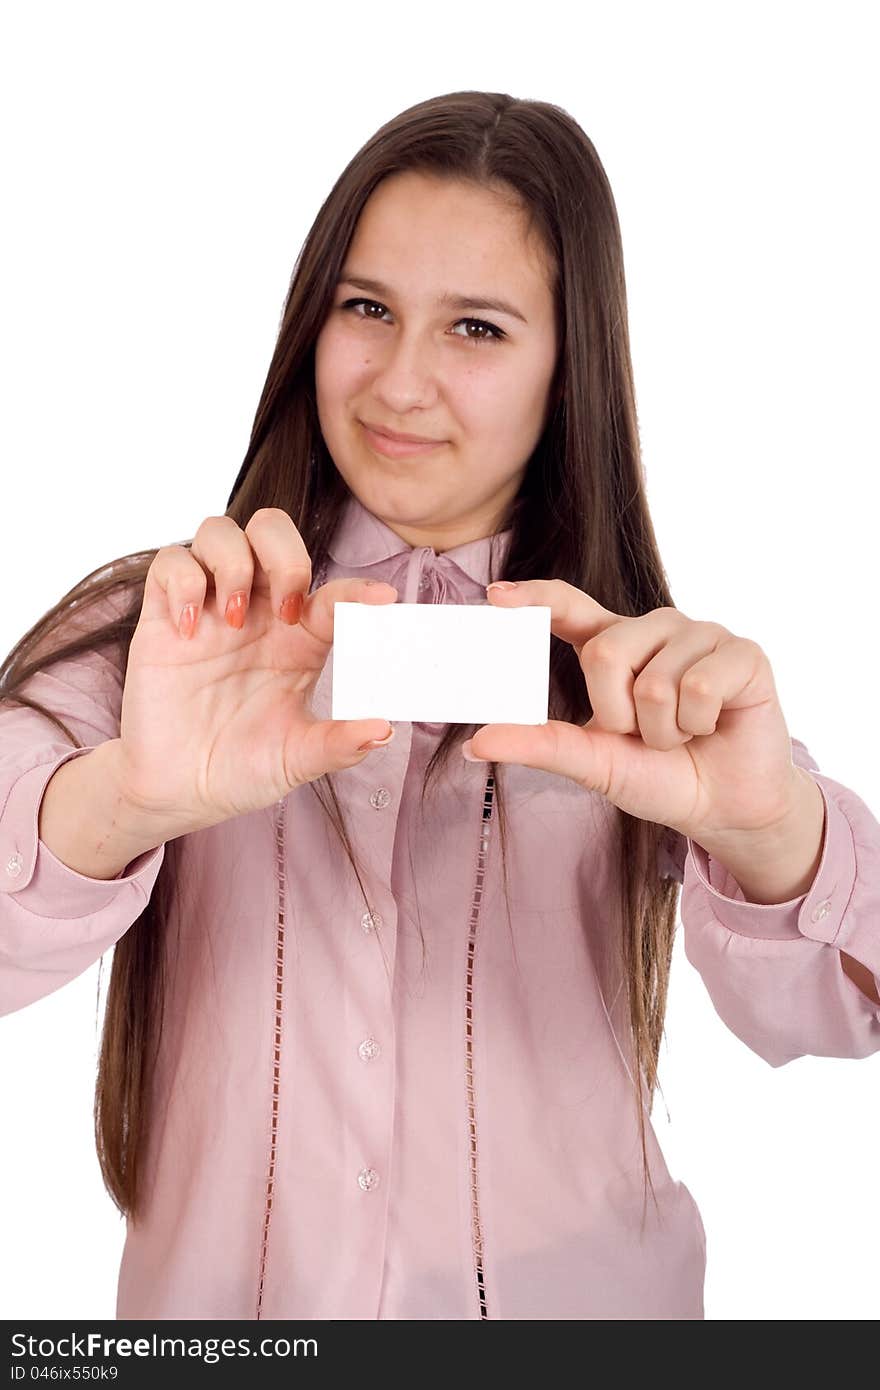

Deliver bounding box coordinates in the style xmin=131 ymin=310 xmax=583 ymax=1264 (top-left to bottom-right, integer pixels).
xmin=114 ymin=509 xmax=398 ymax=837
xmin=471 ymin=581 xmax=803 ymax=844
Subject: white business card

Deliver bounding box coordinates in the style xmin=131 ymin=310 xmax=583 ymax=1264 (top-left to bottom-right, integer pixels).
xmin=331 ymin=601 xmax=550 ymax=724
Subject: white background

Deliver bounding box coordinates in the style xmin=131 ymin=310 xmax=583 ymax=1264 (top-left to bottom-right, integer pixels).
xmin=1 ymin=0 xmax=878 ymax=1321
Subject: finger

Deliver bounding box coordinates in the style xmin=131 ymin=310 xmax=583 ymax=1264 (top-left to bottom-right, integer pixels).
xmin=284 ymin=714 xmax=396 ymax=785
xmin=629 ymin=621 xmax=730 ymax=748
xmin=314 ymin=716 xmax=397 ymax=768
xmin=577 ymin=608 xmax=690 ymax=736
xmin=143 ymin=543 xmax=210 ymax=639
xmin=242 ymin=507 xmax=313 ymax=625
xmin=675 ymin=636 xmax=773 ymax=726
xmin=189 ymin=514 xmax=257 ymax=628
xmin=291 ymin=576 xmax=399 ymax=674
xmin=486 ymin=578 xmax=619 ymax=656
xmin=464 ymin=718 xmax=619 ymax=798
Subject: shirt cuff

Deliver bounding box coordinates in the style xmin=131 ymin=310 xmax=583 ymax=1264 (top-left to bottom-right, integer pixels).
xmin=683 ymin=772 xmax=854 ymax=944
xmin=0 ymin=746 xmax=166 ymax=918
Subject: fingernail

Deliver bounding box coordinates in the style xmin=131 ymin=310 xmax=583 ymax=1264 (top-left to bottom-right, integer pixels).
xmin=487 ymin=581 xmax=518 ymax=592
xmin=280 ymin=592 xmax=302 ymax=625
xmin=462 ymin=739 xmax=486 ymax=761
xmin=225 ymin=591 xmax=248 ymax=629
xmin=178 ymin=603 xmax=198 ymax=639
xmin=358 ymin=726 xmax=395 ymax=751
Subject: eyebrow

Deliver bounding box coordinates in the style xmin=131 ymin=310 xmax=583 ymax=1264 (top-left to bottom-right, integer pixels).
xmin=336 ymin=272 xmax=528 ymax=325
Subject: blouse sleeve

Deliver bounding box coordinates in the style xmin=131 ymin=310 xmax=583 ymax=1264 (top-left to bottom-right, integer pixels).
xmin=0 ymin=595 xmax=166 ymax=1017
xmin=660 ymin=737 xmax=880 ymax=1066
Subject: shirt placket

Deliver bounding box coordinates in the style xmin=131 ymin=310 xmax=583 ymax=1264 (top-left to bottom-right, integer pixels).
xmin=336 ymin=543 xmax=454 ymax=1314
xmin=336 ymin=740 xmax=404 ymax=1318
xmin=263 ymin=540 xmax=495 ymax=1319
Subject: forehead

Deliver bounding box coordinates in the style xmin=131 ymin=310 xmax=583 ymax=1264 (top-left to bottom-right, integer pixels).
xmin=346 ymin=171 xmax=554 ymax=303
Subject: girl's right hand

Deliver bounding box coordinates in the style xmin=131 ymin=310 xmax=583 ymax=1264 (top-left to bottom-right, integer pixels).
xmin=114 ymin=508 xmax=398 ymax=837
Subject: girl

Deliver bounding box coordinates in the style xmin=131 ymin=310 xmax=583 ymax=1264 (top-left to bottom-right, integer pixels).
xmin=1 ymin=90 xmax=878 ymax=1322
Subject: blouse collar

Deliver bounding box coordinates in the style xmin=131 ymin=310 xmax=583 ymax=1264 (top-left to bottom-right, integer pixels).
xmin=325 ymin=489 xmax=513 ymax=591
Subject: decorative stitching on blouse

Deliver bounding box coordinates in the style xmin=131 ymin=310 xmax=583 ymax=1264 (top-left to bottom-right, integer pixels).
xmin=465 ymin=770 xmax=495 ymax=1320
xmin=255 ymin=796 xmax=288 ymax=1319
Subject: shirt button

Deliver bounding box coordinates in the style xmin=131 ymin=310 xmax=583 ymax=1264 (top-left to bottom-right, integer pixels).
xmin=358 ymin=1036 xmax=381 ymax=1062
xmin=5 ymin=853 xmax=23 ymax=878
xmin=369 ymin=788 xmax=391 ymax=809
xmin=361 ymin=909 xmax=382 ymax=934
xmin=810 ymin=898 xmax=832 ymax=923
xmin=357 ymin=1167 xmax=380 ymax=1192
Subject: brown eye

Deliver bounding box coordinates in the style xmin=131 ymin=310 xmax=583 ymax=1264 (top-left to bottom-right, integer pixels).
xmin=451 ymin=318 xmax=505 ymax=344
xmin=341 ymin=298 xmax=506 ymax=345
xmin=341 ymin=298 xmax=388 ymax=321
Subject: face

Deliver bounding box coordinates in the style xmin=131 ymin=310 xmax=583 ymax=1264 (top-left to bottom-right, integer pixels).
xmin=314 ymin=170 xmax=559 ymax=553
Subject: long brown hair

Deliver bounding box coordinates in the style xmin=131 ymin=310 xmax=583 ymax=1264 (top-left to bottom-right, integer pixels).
xmin=1 ymin=90 xmax=681 ymax=1227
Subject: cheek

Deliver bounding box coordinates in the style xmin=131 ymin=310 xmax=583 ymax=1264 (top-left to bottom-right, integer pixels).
xmin=493 ymin=356 xmax=555 ymax=436
xmin=452 ymin=359 xmax=512 ymax=420
xmin=314 ymin=323 xmax=370 ymax=401
xmin=459 ymin=363 xmax=537 ymax=437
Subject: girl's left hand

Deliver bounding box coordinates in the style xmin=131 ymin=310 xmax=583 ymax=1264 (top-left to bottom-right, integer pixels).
xmin=469 ymin=581 xmax=804 ymax=844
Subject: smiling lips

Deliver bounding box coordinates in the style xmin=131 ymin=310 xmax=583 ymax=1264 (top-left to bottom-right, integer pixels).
xmin=360 ymin=421 xmax=447 ymax=458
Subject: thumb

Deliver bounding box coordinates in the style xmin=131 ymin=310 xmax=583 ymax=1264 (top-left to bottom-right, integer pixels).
xmin=281 ymin=718 xmax=397 ymax=790
xmin=331 ymin=718 xmax=396 ymax=767
xmin=465 ymin=717 xmax=617 ymax=794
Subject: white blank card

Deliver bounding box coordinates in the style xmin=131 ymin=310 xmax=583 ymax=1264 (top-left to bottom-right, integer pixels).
xmin=331 ymin=601 xmax=550 ymax=725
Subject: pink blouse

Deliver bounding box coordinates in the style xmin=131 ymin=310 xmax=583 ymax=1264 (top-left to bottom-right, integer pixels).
xmin=2 ymin=490 xmax=879 ymax=1320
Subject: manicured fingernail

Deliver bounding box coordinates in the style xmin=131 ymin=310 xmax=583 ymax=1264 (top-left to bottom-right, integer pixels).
xmin=487 ymin=581 xmax=518 ymax=592
xmin=178 ymin=603 xmax=198 ymax=639
xmin=462 ymin=739 xmax=486 ymax=761
xmin=225 ymin=591 xmax=248 ymax=629
xmin=358 ymin=726 xmax=395 ymax=751
xmin=280 ymin=592 xmax=302 ymax=625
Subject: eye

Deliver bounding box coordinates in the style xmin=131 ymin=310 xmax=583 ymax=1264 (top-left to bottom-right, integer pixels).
xmin=450 ymin=317 xmax=505 ymax=345
xmin=339 ymin=297 xmax=506 ymax=345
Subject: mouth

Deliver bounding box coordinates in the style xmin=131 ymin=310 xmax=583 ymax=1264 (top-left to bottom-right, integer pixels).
xmin=359 ymin=420 xmax=447 ymax=459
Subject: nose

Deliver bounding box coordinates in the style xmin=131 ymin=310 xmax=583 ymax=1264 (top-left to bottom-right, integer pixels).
xmin=368 ymin=326 xmax=441 ymax=413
